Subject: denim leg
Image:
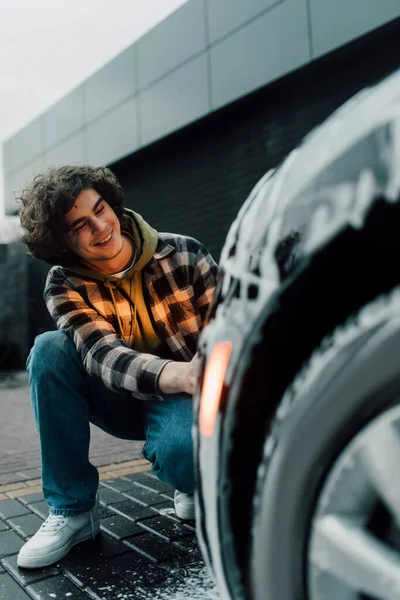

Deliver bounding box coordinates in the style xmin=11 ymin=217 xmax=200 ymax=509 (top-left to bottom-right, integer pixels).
xmin=142 ymin=393 xmax=195 ymax=493
xmin=27 ymin=330 xmax=145 ymax=516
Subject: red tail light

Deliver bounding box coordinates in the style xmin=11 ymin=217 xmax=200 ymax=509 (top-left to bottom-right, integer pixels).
xmin=199 ymin=342 xmax=232 ymax=438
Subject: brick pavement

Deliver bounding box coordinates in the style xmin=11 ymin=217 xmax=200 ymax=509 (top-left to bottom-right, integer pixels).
xmin=0 ymin=373 xmax=148 ymax=485
xmin=0 ymin=373 xmax=218 ymax=598
xmin=0 ymin=470 xmax=218 ymax=599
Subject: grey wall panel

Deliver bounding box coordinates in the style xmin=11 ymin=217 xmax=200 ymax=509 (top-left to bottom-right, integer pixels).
xmin=85 ymin=45 xmax=136 ymax=123
xmin=3 ymin=140 xmax=13 ymax=175
xmin=206 ymin=0 xmax=285 ymax=44
xmin=210 ymin=0 xmax=310 ymax=110
xmin=4 ymin=177 xmax=14 ymax=215
xmin=45 ymin=132 xmax=86 ymax=167
xmin=311 ymin=0 xmax=400 ymax=58
xmin=137 ymin=0 xmax=206 ymax=90
xmin=140 ymin=53 xmax=210 ymax=147
xmin=11 ymin=117 xmax=43 ymax=171
xmin=44 ymin=86 xmax=85 ymax=149
xmin=7 ymin=0 xmax=395 ymax=186
xmin=86 ymin=97 xmax=139 ymax=166
xmin=5 ymin=156 xmax=45 ymax=214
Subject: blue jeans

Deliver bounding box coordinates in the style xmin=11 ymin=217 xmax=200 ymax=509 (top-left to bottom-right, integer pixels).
xmin=27 ymin=331 xmax=195 ymax=516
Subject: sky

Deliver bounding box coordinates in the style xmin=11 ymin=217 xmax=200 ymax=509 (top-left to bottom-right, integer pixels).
xmin=0 ymin=0 xmax=189 ymax=215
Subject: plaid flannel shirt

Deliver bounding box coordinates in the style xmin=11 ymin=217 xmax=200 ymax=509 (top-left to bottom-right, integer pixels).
xmin=45 ymin=233 xmax=217 ymax=400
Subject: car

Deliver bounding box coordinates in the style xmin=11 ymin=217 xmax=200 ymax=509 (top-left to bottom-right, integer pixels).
xmin=193 ymin=68 xmax=400 ymax=600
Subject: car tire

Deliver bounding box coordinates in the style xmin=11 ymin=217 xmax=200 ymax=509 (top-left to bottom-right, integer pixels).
xmin=250 ymin=285 xmax=400 ymax=600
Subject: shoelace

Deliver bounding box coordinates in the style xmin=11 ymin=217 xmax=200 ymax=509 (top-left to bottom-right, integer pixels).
xmin=39 ymin=506 xmax=97 ymax=538
xmin=40 ymin=515 xmax=67 ymax=532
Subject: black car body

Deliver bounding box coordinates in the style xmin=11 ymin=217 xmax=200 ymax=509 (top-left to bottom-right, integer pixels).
xmin=194 ymin=69 xmax=400 ymax=600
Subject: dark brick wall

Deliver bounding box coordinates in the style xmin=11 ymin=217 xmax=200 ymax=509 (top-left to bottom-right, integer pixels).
xmin=112 ymin=18 xmax=400 ymax=262
xmin=0 ymin=240 xmax=28 ymax=369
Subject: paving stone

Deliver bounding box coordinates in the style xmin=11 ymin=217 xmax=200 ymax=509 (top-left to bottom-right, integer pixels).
xmin=122 ymin=472 xmax=160 ymax=487
xmin=137 ymin=515 xmax=194 ymax=541
xmin=150 ymin=501 xmax=193 ymax=525
xmin=154 ymin=561 xmax=215 ymax=598
xmin=0 ymin=473 xmax=27 ymax=486
xmin=121 ymin=472 xmax=149 ymax=483
xmin=8 ymin=514 xmax=44 ymax=540
xmin=101 ymin=515 xmax=143 ymax=540
xmin=0 ymin=500 xmax=29 ymax=519
xmin=29 ymin=501 xmax=48 ymax=520
xmin=99 ymin=504 xmax=115 ymax=519
xmin=161 ymin=551 xmax=207 ymax=585
xmin=0 ymin=384 xmax=214 ymax=599
xmin=98 ymin=460 xmax=148 ymax=473
xmin=122 ymin=554 xmax=212 ymax=599
xmin=18 ymin=492 xmax=44 ymax=506
xmin=152 ymin=500 xmax=175 ymax=514
xmin=27 ymin=575 xmax=87 ymax=599
xmin=1 ymin=554 xmax=59 ymax=587
xmin=123 ymin=485 xmax=172 ymax=507
xmin=0 ymin=521 xmax=9 ymax=533
xmin=25 ymin=479 xmax=42 ymax=488
xmin=0 ymin=571 xmax=31 ymax=599
xmin=60 ymin=544 xmax=131 ymax=588
xmin=161 ymin=489 xmax=175 ymax=500
xmin=109 ymin=465 xmax=151 ymax=479
xmin=142 ymin=473 xmax=169 ymax=483
xmin=125 ymin=532 xmax=189 ymax=563
xmin=0 ymin=483 xmax=29 ymax=494
xmin=0 ymin=530 xmax=24 ymax=558
xmin=132 ymin=475 xmax=173 ymax=494
xmin=172 ymin=532 xmax=199 ymax=551
xmin=179 ymin=519 xmax=196 ymax=531
xmin=108 ymin=552 xmax=169 ymax=587
xmin=60 ymin=556 xmax=111 ymax=587
xmin=16 ymin=468 xmax=42 ymax=480
xmin=100 ymin=478 xmax=137 ymax=493
xmin=6 ymin=486 xmax=43 ymax=500
xmin=65 ymin=531 xmax=131 ymax=561
xmin=84 ymin=573 xmax=141 ymax=600
xmin=172 ymin=536 xmax=204 ymax=561
xmin=98 ymin=487 xmax=128 ymax=505
xmin=109 ymin=500 xmax=156 ymax=522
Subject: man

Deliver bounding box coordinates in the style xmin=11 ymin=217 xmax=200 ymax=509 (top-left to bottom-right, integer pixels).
xmin=17 ymin=164 xmax=217 ymax=569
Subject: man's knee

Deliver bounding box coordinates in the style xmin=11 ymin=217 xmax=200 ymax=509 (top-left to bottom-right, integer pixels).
xmin=158 ymin=430 xmax=193 ymax=463
xmin=151 ymin=429 xmax=195 ymax=493
xmin=27 ymin=330 xmax=76 ymax=377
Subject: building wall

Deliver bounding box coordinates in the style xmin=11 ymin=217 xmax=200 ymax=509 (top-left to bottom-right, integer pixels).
xmin=5 ymin=16 xmax=400 ymax=362
xmin=3 ymin=0 xmax=399 ymax=214
xmin=113 ymin=20 xmax=400 ymax=261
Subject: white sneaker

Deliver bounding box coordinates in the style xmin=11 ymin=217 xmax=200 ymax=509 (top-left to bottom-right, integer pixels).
xmin=17 ymin=496 xmax=100 ymax=569
xmin=174 ymin=490 xmax=195 ymax=520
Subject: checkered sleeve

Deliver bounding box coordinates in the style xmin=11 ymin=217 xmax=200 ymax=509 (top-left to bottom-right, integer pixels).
xmin=44 ymin=267 xmax=170 ymax=399
xmin=192 ymin=242 xmax=218 ymax=322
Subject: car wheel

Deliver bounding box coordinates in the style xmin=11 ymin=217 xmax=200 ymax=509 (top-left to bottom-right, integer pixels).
xmin=251 ymin=285 xmax=400 ymax=600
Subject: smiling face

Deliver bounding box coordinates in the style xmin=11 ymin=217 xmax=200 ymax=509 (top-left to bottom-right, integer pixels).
xmin=64 ymin=188 xmax=133 ymax=274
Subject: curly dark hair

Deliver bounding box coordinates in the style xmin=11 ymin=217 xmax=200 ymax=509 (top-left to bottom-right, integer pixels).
xmin=19 ymin=164 xmax=124 ymax=265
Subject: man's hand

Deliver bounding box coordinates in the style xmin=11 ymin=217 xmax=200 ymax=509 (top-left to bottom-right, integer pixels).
xmin=158 ymin=353 xmax=199 ymax=395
